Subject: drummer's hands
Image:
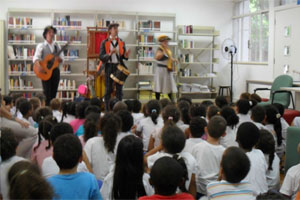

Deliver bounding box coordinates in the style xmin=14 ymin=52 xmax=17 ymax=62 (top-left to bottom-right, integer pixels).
xmin=125 ymin=49 xmax=131 ymax=58
xmin=109 ymin=48 xmax=117 ymax=56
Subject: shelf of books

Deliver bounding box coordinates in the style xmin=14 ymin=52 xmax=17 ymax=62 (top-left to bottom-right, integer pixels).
xmin=177 ymin=25 xmax=219 ymax=100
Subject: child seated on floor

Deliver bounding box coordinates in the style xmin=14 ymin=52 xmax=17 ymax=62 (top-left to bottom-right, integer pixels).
xmin=50 ymin=98 xmax=62 ymax=122
xmin=19 ymin=100 xmax=34 ymax=126
xmin=250 ymin=105 xmax=266 ymax=130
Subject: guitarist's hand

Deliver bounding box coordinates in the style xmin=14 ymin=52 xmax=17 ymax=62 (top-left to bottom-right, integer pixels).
xmin=55 ymin=57 xmax=63 ymax=63
xmin=35 ymin=61 xmax=46 ymax=74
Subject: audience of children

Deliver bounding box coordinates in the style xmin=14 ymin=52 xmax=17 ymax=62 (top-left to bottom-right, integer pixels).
xmin=1 ymin=90 xmax=300 ymax=200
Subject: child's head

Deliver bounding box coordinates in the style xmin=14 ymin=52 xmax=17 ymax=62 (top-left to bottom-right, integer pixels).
xmin=50 ymin=98 xmax=61 ymax=111
xmin=132 ymin=99 xmax=142 ymax=113
xmin=220 ymin=106 xmax=239 ymax=129
xmin=0 ymin=128 xmax=18 ymax=161
xmin=124 ymin=100 xmax=133 ymax=112
xmin=273 ymin=103 xmax=284 ymax=117
xmin=189 ymin=117 xmax=207 ymax=138
xmin=177 ymin=97 xmax=192 ymax=106
xmin=100 ymin=113 xmax=121 ymax=153
xmin=15 ymin=97 xmax=27 ymax=114
xmin=83 ymin=113 xmax=100 ymax=143
xmin=264 ymin=105 xmax=282 ymax=146
xmin=113 ymin=135 xmax=145 ymax=199
xmin=11 ymin=93 xmax=23 ymax=107
xmin=189 ymin=103 xmax=206 ymax=118
xmin=215 ymin=96 xmax=228 ymax=109
xmin=3 ymin=95 xmax=13 ymax=108
xmin=177 ymin=100 xmax=190 ymax=124
xmin=8 ymin=161 xmax=54 ymax=199
xmin=35 ymin=93 xmax=46 ymax=107
xmin=257 ymin=190 xmax=290 ymax=200
xmin=33 ymin=106 xmax=53 ymax=124
xmin=201 ymin=100 xmax=214 ymax=108
xmin=76 ymin=101 xmax=89 ymax=119
xmin=251 ymin=105 xmax=266 ymax=123
xmin=19 ymin=101 xmax=33 ymax=118
xmin=50 ymin=122 xmax=74 ymax=144
xmin=221 ymin=146 xmax=250 ymax=183
xmin=147 ymin=100 xmax=161 ymax=125
xmin=159 ymin=98 xmax=171 ymax=110
xmin=29 ymin=97 xmax=41 ymax=111
xmin=161 ymin=124 xmax=185 ymax=154
xmin=113 ymin=101 xmax=128 ymax=113
xmin=236 ymin=99 xmax=256 ymax=114
xmin=207 ymin=116 xmax=227 ymax=139
xmin=61 ymin=101 xmax=77 ymax=122
xmin=207 ymin=105 xmax=220 ymax=120
xmin=250 ymin=93 xmax=262 ymax=103
xmin=109 ymin=98 xmax=119 ymax=111
xmin=256 ymin=129 xmax=276 ymax=170
xmin=90 ymin=97 xmax=102 ymax=109
xmin=84 ymin=105 xmax=101 ymax=116
xmin=53 ymin=134 xmax=82 ymax=170
xmin=240 ymin=92 xmax=251 ymax=100
xmin=150 ymin=156 xmax=185 ymax=196
xmin=236 ymin=122 xmax=260 ymax=151
xmin=116 ymin=110 xmax=133 ymax=132
xmin=162 ymin=105 xmax=180 ymax=124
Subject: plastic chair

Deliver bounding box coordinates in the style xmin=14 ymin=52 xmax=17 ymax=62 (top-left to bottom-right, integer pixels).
xmin=285 ymin=127 xmax=300 ymax=173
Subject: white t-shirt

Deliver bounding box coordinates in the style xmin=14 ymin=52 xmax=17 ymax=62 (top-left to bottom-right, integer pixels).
xmin=293 ymin=117 xmax=300 ymax=127
xmin=280 ymin=163 xmax=300 ymax=200
xmin=237 ymin=113 xmax=251 ymax=127
xmin=147 ymin=151 xmax=197 ymax=190
xmin=220 ymin=126 xmax=238 ymax=148
xmin=41 ymin=156 xmax=88 ymax=178
xmin=265 ymin=153 xmax=280 ymax=190
xmin=242 ymin=149 xmax=268 ymax=195
xmin=132 ymin=113 xmax=144 ymax=126
xmin=191 ymin=141 xmax=225 ymax=194
xmin=62 ymin=114 xmax=76 ymax=123
xmin=182 ymin=138 xmax=204 ymax=155
xmin=251 ymin=121 xmax=266 ymax=130
xmin=115 ymin=131 xmax=132 ymax=153
xmin=52 ymin=110 xmax=62 ymax=122
xmin=136 ymin=116 xmax=163 ymax=151
xmin=0 ymin=156 xmax=25 ymax=200
xmin=84 ymin=136 xmax=115 ymax=181
xmin=100 ymin=168 xmax=154 ymax=199
xmin=280 ymin=118 xmax=289 ymax=140
xmin=265 ymin=124 xmax=285 ymax=157
xmin=176 ymin=120 xmax=189 ymax=132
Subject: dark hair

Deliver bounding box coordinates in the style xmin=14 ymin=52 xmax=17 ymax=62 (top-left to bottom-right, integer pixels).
xmin=83 ymin=113 xmax=100 ymax=143
xmin=273 ymin=103 xmax=284 ymax=117
xmin=113 ymin=135 xmax=146 ymax=199
xmin=264 ymin=105 xmax=283 ymax=146
xmin=15 ymin=97 xmax=27 ymax=117
xmin=220 ymin=106 xmax=239 ymax=129
xmin=3 ymin=95 xmax=13 ymax=105
xmin=201 ymin=100 xmax=214 ymax=108
xmin=34 ymin=115 xmax=58 ymax=152
xmin=177 ymin=100 xmax=190 ymax=124
xmin=189 ymin=117 xmax=207 ymax=138
xmin=19 ymin=101 xmax=33 ymax=117
xmin=257 ymin=190 xmax=290 ymax=199
xmin=221 ymin=147 xmax=250 ymax=183
xmin=142 ymin=104 xmax=149 ymax=117
xmin=76 ymin=101 xmax=90 ymax=119
xmin=113 ymin=101 xmax=128 ymax=113
xmin=124 ymin=100 xmax=133 ymax=112
xmin=256 ymin=129 xmax=276 ymax=170
xmin=11 ymin=93 xmax=23 ymax=105
xmin=178 ymin=97 xmax=192 ymax=105
xmin=53 ymin=134 xmax=82 ymax=169
xmin=109 ymin=98 xmax=119 ymax=111
xmin=100 ymin=113 xmax=121 ymax=153
xmin=240 ymin=92 xmax=251 ymax=100
xmin=215 ymin=96 xmax=228 ymax=109
xmin=162 ymin=124 xmax=186 ymax=154
xmin=50 ymin=122 xmax=74 ymax=144
xmin=190 ymin=103 xmax=206 ymax=118
xmin=147 ymin=100 xmax=161 ymax=125
xmin=116 ymin=110 xmax=133 ymax=132
xmin=8 ymin=161 xmax=54 ymax=199
xmin=150 ymin=157 xmax=184 ymax=196
xmin=250 ymin=93 xmax=262 ymax=103
xmin=236 ymin=99 xmax=256 ymax=114
xmin=34 ymin=93 xmax=46 ymax=104
xmin=60 ymin=101 xmax=76 ymax=122
xmin=0 ymin=128 xmax=18 ymax=161
xmin=84 ymin=105 xmax=101 ymax=117
xmin=90 ymin=97 xmax=102 ymax=109
xmin=33 ymin=107 xmax=53 ymax=123
xmin=236 ymin=122 xmax=260 ymax=151
xmin=207 ymin=116 xmax=227 ymax=139
xmin=159 ymin=98 xmax=171 ymax=110
xmin=207 ymin=105 xmax=220 ymax=120
xmin=132 ymin=99 xmax=142 ymax=113
xmin=162 ymin=105 xmax=180 ymax=123
xmin=50 ymin=98 xmax=61 ymax=110
xmin=43 ymin=25 xmax=57 ymax=39
xmin=251 ymin=105 xmax=266 ymax=123
xmin=29 ymin=97 xmax=41 ymax=111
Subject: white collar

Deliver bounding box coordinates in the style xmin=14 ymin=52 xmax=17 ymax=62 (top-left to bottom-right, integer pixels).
xmin=44 ymin=40 xmax=55 ymax=46
xmin=109 ymin=35 xmax=118 ymax=40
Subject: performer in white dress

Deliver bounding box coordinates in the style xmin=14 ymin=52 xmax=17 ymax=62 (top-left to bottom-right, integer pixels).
xmin=154 ymin=35 xmax=178 ymax=101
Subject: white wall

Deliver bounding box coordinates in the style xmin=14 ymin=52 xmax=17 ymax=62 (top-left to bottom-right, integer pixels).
xmin=1 ymin=0 xmax=235 ymax=96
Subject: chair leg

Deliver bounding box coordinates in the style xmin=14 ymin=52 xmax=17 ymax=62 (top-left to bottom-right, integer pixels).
xmin=289 ymin=91 xmax=295 ymax=110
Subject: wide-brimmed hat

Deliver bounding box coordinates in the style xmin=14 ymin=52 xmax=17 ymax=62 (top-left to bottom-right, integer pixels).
xmin=158 ymin=35 xmax=171 ymax=42
xmin=108 ymin=23 xmax=119 ymax=30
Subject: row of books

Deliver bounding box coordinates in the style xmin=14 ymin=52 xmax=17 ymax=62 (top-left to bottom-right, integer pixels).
xmin=53 ymin=16 xmax=82 ymax=27
xmin=180 ymin=54 xmax=194 ymax=63
xmin=97 ymin=19 xmax=126 ymax=28
xmin=138 ymin=20 xmax=161 ymax=30
xmin=62 ymin=64 xmax=71 ymax=73
xmin=180 ymin=40 xmax=195 ymax=49
xmin=138 ymin=34 xmax=155 ymax=43
xmin=180 ymin=68 xmax=192 ymax=77
xmin=8 ymin=33 xmax=35 ymax=42
xmin=55 ymin=31 xmax=81 ymax=42
xmin=8 ymin=17 xmax=33 ymax=27
xmin=9 ymin=78 xmax=33 ymax=89
xmin=8 ymin=63 xmax=33 ymax=73
xmin=138 ymin=47 xmax=154 ymax=58
xmin=58 ymin=79 xmax=76 ymax=90
xmin=181 ymin=83 xmax=210 ymax=92
xmin=57 ymin=91 xmax=76 ymax=99
xmin=182 ymin=25 xmax=194 ymax=34
xmin=64 ymin=49 xmax=79 ymax=57
xmin=138 ymin=63 xmax=153 ymax=75
xmin=9 ymin=47 xmax=35 ymax=59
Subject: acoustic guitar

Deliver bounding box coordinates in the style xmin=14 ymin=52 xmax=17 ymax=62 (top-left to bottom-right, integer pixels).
xmin=33 ymin=42 xmax=70 ymax=81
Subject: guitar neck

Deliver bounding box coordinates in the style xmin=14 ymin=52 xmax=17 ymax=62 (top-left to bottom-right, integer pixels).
xmin=54 ymin=42 xmax=69 ymax=57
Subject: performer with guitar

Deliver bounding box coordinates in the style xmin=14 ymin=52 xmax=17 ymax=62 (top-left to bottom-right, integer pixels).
xmin=99 ymin=23 xmax=130 ymax=111
xmin=154 ymin=35 xmax=178 ymax=101
xmin=33 ymin=26 xmax=64 ymax=105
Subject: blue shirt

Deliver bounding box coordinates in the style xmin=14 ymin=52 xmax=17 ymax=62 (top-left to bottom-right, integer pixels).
xmin=48 ymin=172 xmax=102 ymax=200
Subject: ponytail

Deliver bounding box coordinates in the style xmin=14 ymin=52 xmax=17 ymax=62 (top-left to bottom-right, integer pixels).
xmin=172 ymin=154 xmax=188 ymax=193
xmin=274 ymin=116 xmax=283 ymax=146
xmin=34 ymin=116 xmax=57 ymax=152
xmin=150 ymin=109 xmax=158 ymax=125
xmin=147 ymin=100 xmax=161 ymax=125
xmin=265 ymin=105 xmax=283 ymax=146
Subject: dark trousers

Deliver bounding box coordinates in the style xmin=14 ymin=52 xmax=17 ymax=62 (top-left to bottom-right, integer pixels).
xmin=104 ymin=63 xmax=123 ymax=111
xmin=42 ymin=68 xmax=60 ymax=106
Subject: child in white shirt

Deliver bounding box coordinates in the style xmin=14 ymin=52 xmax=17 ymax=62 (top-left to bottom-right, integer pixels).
xmin=131 ymin=99 xmax=144 ymax=126
xmin=19 ymin=101 xmax=34 ymax=126
xmin=220 ymin=106 xmax=239 ymax=148
xmin=50 ymin=98 xmax=62 ymax=122
xmin=236 ymin=122 xmax=268 ymax=195
xmin=236 ymin=99 xmax=253 ymax=127
xmin=251 ymin=105 xmax=267 ymax=130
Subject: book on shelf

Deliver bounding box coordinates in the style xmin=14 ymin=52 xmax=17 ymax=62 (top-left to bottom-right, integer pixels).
xmin=9 ymin=63 xmax=33 ymax=74
xmin=138 ymin=47 xmax=154 ymax=58
xmin=8 ymin=33 xmax=35 ymax=43
xmin=138 ymin=20 xmax=161 ymax=31
xmin=8 ymin=46 xmax=16 ymax=59
xmin=55 ymin=30 xmax=81 ymax=42
xmin=58 ymin=79 xmax=76 ymax=90
xmin=181 ymin=25 xmax=193 ymax=34
xmin=97 ymin=19 xmax=125 ymax=28
xmin=9 ymin=47 xmax=35 ymax=59
xmin=61 ymin=64 xmax=71 ymax=73
xmin=180 ymin=54 xmax=194 ymax=63
xmin=180 ymin=39 xmax=194 ymax=48
xmin=53 ymin=16 xmax=82 ymax=27
xmin=8 ymin=17 xmax=33 ymax=28
xmin=64 ymin=49 xmax=79 ymax=57
xmin=138 ymin=34 xmax=155 ymax=43
xmin=9 ymin=78 xmax=33 ymax=90
xmin=57 ymin=91 xmax=76 ymax=100
xmin=138 ymin=62 xmax=153 ymax=75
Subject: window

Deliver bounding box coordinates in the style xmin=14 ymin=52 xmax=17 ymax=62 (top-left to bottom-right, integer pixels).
xmin=233 ymin=0 xmax=269 ymax=62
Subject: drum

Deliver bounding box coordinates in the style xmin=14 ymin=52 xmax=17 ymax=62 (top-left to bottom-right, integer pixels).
xmin=110 ymin=64 xmax=130 ymax=85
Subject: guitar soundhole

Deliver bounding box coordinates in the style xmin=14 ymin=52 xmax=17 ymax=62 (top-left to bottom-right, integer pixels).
xmin=47 ymin=61 xmax=53 ymax=69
